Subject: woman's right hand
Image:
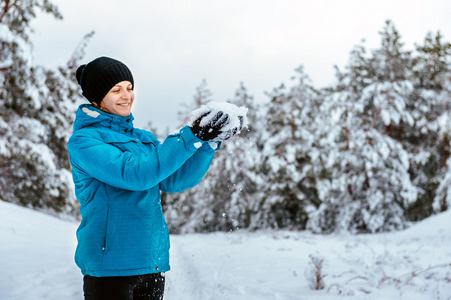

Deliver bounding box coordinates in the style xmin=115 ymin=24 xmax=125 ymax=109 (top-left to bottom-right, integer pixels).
xmin=189 ymin=110 xmax=230 ymax=141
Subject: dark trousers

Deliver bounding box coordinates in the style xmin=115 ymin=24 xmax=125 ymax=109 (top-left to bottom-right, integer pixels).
xmin=83 ymin=273 xmax=165 ymax=300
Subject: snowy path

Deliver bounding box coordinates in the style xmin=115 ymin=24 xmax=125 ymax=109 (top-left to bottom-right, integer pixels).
xmin=166 ymin=233 xmax=307 ymax=300
xmin=1 ymin=200 xmax=450 ymax=300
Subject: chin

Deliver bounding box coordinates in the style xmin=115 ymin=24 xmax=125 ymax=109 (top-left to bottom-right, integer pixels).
xmin=116 ymin=108 xmax=132 ymax=116
xmin=119 ymin=112 xmax=131 ymax=117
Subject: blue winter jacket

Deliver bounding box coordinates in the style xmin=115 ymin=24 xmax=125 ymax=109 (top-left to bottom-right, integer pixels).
xmin=68 ymin=104 xmax=218 ymax=277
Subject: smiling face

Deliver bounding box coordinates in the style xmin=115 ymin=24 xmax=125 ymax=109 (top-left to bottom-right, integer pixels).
xmin=99 ymin=81 xmax=134 ymax=117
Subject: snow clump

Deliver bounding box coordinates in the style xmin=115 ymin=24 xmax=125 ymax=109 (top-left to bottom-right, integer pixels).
xmin=190 ymin=101 xmax=248 ymax=140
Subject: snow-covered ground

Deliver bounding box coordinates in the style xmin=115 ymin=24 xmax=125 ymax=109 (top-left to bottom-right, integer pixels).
xmin=0 ymin=200 xmax=450 ymax=300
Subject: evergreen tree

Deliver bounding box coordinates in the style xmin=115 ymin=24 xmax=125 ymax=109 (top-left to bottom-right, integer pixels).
xmin=308 ymin=21 xmax=418 ymax=233
xmin=411 ymin=31 xmax=451 ymax=215
xmin=366 ymin=20 xmax=414 ymax=137
xmin=257 ymin=66 xmax=323 ymax=229
xmin=162 ymin=80 xmax=215 ymax=233
xmin=161 ymin=20 xmax=451 ymax=234
xmin=193 ymin=83 xmax=263 ymax=232
xmin=163 ymin=82 xmax=263 ymax=233
xmin=0 ymin=0 xmax=91 ymax=214
xmin=413 ymin=31 xmax=451 ymax=90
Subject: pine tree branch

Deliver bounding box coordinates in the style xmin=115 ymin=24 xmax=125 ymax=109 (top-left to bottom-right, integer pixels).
xmin=372 ymin=107 xmax=381 ymax=128
xmin=0 ymin=0 xmax=19 ymax=24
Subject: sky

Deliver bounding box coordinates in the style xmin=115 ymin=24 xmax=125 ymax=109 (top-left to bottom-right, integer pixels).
xmin=30 ymin=0 xmax=451 ymax=132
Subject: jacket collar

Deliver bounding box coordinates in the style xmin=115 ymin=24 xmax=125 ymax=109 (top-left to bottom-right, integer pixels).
xmin=73 ymin=104 xmax=135 ymax=134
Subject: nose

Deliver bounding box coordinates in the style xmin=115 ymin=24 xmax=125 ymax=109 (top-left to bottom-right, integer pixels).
xmin=121 ymin=90 xmax=132 ymax=100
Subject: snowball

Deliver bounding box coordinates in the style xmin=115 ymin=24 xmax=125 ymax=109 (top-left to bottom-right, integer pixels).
xmin=194 ymin=142 xmax=203 ymax=149
xmin=189 ymin=101 xmax=249 ymax=140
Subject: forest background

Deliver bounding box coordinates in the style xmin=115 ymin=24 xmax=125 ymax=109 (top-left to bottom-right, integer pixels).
xmin=1 ymin=0 xmax=451 ymax=234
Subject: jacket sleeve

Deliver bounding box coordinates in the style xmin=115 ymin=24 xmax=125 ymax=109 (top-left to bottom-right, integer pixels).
xmin=159 ymin=141 xmax=219 ymax=193
xmin=68 ymin=125 xmax=203 ymax=191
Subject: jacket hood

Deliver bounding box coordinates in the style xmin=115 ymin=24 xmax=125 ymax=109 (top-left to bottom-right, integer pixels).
xmin=73 ymin=104 xmax=135 ymax=134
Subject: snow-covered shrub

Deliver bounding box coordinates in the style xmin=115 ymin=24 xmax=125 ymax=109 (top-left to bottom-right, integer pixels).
xmin=305 ymin=253 xmax=326 ymax=290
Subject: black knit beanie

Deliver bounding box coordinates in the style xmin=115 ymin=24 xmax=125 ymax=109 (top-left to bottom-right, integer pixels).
xmin=76 ymin=57 xmax=134 ymax=105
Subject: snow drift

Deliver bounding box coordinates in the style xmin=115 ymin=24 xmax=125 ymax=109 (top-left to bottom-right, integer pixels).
xmin=0 ymin=200 xmax=450 ymax=300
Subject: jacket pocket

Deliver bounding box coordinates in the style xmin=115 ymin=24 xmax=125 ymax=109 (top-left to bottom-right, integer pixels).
xmin=103 ymin=134 xmax=138 ymax=153
xmin=101 ymin=204 xmax=110 ymax=266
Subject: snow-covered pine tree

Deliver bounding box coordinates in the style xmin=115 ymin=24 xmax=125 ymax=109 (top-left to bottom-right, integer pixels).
xmin=162 ymin=80 xmax=215 ymax=233
xmin=307 ymin=43 xmax=370 ymax=233
xmin=163 ymin=82 xmax=263 ymax=233
xmin=0 ymin=0 xmax=91 ymax=214
xmin=411 ymin=31 xmax=451 ymax=214
xmin=257 ymin=66 xmax=323 ymax=229
xmin=365 ymin=20 xmax=414 ymax=138
xmin=308 ymin=21 xmax=418 ymax=233
xmin=191 ymin=83 xmax=263 ymax=232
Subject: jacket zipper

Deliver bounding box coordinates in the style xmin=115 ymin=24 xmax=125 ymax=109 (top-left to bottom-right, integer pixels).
xmin=103 ymin=205 xmax=110 ymax=253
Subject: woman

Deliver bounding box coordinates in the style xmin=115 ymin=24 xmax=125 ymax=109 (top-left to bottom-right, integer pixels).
xmin=68 ymin=57 xmax=244 ymax=300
